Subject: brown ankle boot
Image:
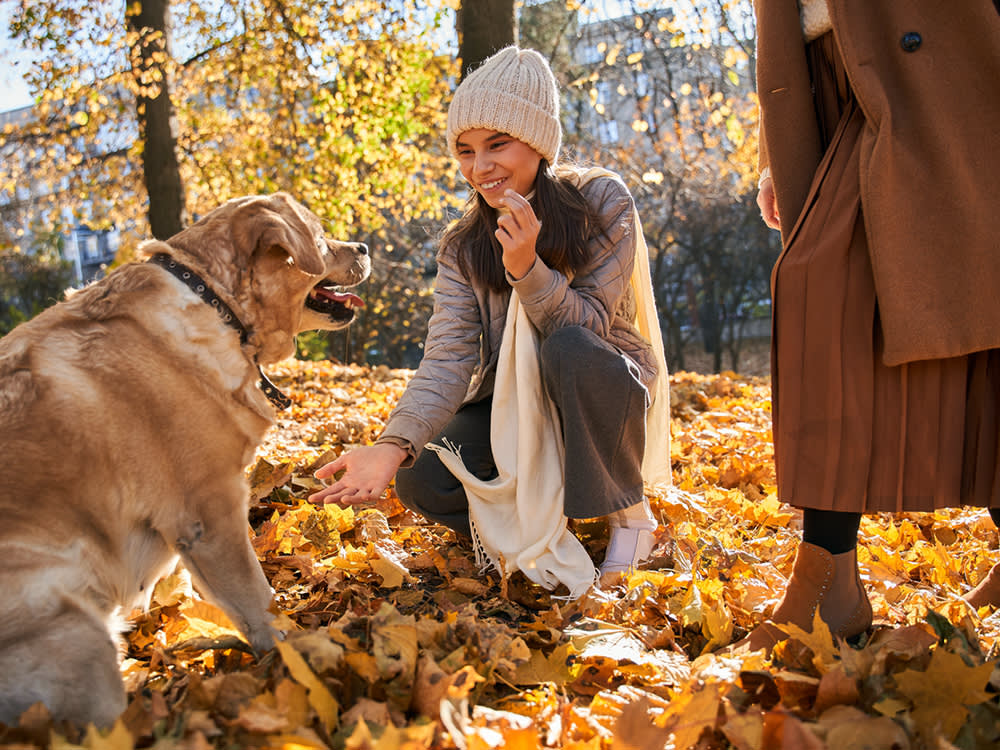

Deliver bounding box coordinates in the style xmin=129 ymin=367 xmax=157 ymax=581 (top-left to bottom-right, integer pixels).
xmin=733 ymin=542 xmax=872 ymax=654
xmin=965 ymin=562 xmax=1000 ymax=610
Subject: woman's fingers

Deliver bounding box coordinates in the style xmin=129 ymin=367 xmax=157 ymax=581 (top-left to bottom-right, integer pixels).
xmin=314 ymin=455 xmax=345 ymax=479
xmin=308 ymin=443 xmax=407 ymax=506
xmin=757 ymin=178 xmax=781 ymax=230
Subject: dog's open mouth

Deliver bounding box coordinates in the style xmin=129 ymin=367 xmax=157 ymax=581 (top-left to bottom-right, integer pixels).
xmin=306 ymin=281 xmax=365 ymax=321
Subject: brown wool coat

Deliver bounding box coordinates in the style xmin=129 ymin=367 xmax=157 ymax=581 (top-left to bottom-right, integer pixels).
xmin=755 ymin=0 xmax=1000 ymax=365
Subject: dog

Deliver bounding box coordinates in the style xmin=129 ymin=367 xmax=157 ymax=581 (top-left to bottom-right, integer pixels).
xmin=0 ymin=192 xmax=370 ymax=727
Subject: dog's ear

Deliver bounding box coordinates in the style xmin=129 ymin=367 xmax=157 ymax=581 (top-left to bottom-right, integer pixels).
xmin=232 ymin=194 xmax=327 ymax=276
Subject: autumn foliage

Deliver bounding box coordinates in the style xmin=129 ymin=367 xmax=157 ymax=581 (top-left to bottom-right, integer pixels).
xmin=2 ymin=361 xmax=998 ymax=749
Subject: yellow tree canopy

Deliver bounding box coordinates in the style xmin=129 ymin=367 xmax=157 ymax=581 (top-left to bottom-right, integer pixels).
xmin=0 ymin=0 xmax=457 ymax=250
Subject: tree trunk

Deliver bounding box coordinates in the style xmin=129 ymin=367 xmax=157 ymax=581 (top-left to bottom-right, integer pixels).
xmin=127 ymin=0 xmax=186 ymax=239
xmin=456 ymin=0 xmax=517 ymax=78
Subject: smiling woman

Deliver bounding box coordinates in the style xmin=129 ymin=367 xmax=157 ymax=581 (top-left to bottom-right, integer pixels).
xmin=309 ymin=46 xmax=672 ymax=599
xmin=453 ymin=129 xmax=543 ymax=280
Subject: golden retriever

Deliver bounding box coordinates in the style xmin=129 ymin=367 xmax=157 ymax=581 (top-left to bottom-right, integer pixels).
xmin=0 ymin=192 xmax=370 ymax=727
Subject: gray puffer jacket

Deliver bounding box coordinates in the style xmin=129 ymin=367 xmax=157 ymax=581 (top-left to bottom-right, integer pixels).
xmin=378 ymin=169 xmax=657 ymax=464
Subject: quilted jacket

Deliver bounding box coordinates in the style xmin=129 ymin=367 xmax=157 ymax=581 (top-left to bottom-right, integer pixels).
xmin=378 ymin=169 xmax=657 ymax=463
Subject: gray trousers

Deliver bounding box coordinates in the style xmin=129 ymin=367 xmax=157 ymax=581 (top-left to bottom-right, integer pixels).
xmin=395 ymin=326 xmax=648 ymax=536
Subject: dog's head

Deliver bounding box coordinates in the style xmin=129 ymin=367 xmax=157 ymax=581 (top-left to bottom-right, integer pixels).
xmin=156 ymin=192 xmax=371 ymax=363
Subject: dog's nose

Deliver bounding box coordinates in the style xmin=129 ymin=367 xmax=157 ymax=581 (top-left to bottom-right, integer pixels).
xmin=356 ymin=243 xmax=369 ymax=255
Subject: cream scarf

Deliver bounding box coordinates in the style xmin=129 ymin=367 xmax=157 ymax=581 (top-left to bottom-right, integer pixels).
xmin=428 ymin=168 xmax=671 ymax=599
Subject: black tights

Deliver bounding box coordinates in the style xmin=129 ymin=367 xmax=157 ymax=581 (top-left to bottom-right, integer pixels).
xmin=803 ymin=507 xmax=1000 ymax=555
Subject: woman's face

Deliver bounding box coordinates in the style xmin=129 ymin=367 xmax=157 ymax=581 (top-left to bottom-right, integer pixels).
xmin=455 ymin=129 xmax=542 ymax=210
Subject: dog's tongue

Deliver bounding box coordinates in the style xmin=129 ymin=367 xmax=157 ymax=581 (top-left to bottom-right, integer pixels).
xmin=315 ymin=288 xmax=364 ymax=308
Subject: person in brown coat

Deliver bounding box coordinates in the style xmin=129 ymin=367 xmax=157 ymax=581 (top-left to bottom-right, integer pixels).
xmin=743 ymin=0 xmax=1000 ymax=652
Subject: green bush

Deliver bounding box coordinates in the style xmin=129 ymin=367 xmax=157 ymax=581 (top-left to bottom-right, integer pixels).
xmin=0 ymin=244 xmax=75 ymax=336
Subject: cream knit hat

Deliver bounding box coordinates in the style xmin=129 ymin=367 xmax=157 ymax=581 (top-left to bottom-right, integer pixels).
xmin=447 ymin=46 xmax=562 ymax=165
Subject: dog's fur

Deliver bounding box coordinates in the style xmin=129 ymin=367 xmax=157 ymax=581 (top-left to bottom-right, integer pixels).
xmin=0 ymin=193 xmax=370 ymax=727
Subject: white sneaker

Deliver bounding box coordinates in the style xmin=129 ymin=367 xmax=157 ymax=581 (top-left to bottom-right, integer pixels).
xmin=599 ymin=527 xmax=656 ymax=575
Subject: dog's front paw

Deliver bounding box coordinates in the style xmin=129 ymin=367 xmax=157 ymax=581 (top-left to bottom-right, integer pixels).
xmin=244 ymin=618 xmax=288 ymax=656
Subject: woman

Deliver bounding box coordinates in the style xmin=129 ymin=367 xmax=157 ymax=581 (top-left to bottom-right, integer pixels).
xmin=744 ymin=0 xmax=1000 ymax=651
xmin=309 ymin=46 xmax=671 ymax=596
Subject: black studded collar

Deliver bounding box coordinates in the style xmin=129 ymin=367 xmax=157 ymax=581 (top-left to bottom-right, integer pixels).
xmin=148 ymin=253 xmax=291 ymax=410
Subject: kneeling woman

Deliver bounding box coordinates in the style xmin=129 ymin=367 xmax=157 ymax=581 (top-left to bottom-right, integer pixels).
xmin=309 ymin=46 xmax=671 ymax=596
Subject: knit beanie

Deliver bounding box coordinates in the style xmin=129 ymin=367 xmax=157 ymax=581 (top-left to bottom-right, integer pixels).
xmin=446 ymin=46 xmax=562 ymax=165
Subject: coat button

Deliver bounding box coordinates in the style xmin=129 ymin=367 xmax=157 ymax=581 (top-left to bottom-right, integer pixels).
xmin=900 ymin=32 xmax=922 ymax=52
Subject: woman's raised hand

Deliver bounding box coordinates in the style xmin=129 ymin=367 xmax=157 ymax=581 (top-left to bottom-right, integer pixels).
xmin=496 ymin=189 xmax=541 ymax=279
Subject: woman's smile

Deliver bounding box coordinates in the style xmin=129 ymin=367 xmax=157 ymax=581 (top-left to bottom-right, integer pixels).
xmin=478 ymin=177 xmax=508 ymax=196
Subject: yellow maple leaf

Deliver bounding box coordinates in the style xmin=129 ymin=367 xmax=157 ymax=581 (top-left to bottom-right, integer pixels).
xmin=893 ymin=646 xmax=994 ymax=741
xmin=773 ymin=609 xmax=838 ymax=671
xmin=513 ymin=642 xmax=577 ymax=686
xmin=697 ymin=580 xmax=734 ymax=653
xmin=661 ymin=683 xmax=721 ymax=750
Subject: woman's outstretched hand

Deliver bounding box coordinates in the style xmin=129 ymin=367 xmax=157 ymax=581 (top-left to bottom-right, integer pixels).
xmin=308 ymin=442 xmax=408 ymax=506
xmin=496 ymin=189 xmax=541 ymax=279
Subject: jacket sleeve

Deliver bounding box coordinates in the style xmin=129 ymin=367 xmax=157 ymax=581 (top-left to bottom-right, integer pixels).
xmin=377 ymin=249 xmax=482 ymax=462
xmin=510 ymin=175 xmax=636 ymax=338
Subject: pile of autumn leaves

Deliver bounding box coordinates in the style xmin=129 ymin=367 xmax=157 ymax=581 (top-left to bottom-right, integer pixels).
xmin=6 ymin=362 xmax=1000 ymax=750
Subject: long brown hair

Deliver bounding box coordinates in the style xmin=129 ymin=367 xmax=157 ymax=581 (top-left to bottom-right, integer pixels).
xmin=443 ymin=162 xmax=599 ymax=292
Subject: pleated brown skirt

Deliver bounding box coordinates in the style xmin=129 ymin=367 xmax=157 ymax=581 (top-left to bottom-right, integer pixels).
xmin=771 ymin=34 xmax=1000 ymax=514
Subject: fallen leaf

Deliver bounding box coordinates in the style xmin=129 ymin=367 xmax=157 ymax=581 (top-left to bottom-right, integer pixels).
xmin=610 ymin=696 xmax=671 ymax=750
xmin=816 ymin=705 xmax=910 ymax=749
xmin=893 ymin=647 xmax=994 ymax=741
xmin=772 ymin=609 xmax=838 ymax=671
xmin=276 ymin=639 xmax=340 ymax=731
xmin=813 ymin=664 xmax=859 ymax=715
xmin=761 ymin=710 xmax=825 ymax=750
xmin=721 ymin=709 xmax=763 ymax=750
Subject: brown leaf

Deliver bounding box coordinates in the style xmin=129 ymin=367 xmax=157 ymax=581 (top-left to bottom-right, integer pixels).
xmin=248 ymin=457 xmax=295 ymax=502
xmin=452 ymin=576 xmax=491 ymax=597
xmin=187 ymin=673 xmax=262 ymax=719
xmin=610 ymin=696 xmax=671 ymax=750
xmin=341 ymin=698 xmax=392 ymax=729
xmin=761 ymin=711 xmax=825 ymax=750
xmin=772 ymin=671 xmax=820 ymax=712
xmin=738 ymin=671 xmax=781 ymax=710
xmin=816 ymin=706 xmax=910 ymax=750
xmin=813 ymin=665 xmax=859 ymax=715
xmin=411 ymin=654 xmax=449 ymax=718
xmin=234 ymin=696 xmax=290 ymax=733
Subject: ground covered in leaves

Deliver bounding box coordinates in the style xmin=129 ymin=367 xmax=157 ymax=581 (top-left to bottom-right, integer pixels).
xmin=4 ymin=361 xmax=1000 ymax=750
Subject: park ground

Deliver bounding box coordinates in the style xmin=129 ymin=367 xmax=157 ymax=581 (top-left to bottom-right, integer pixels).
xmin=3 ymin=355 xmax=999 ymax=749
